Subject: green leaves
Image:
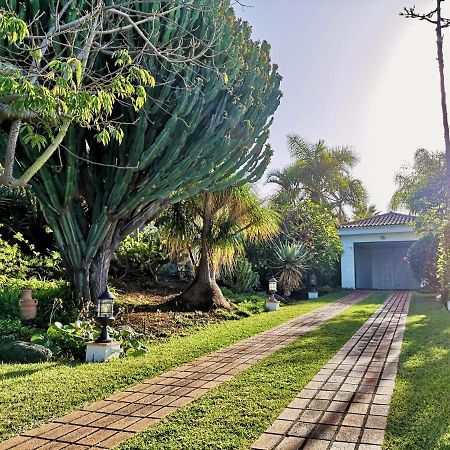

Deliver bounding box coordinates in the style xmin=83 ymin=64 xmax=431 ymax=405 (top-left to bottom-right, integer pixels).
xmin=0 ymin=8 xmax=28 ymax=43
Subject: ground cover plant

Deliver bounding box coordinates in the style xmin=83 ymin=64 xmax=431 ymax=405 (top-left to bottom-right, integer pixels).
xmin=384 ymin=293 xmax=450 ymax=450
xmin=0 ymin=292 xmax=346 ymax=440
xmin=118 ymin=293 xmax=388 ymax=450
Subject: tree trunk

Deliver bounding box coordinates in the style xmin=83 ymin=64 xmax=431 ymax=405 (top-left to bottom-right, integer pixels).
xmin=179 ymin=246 xmax=232 ymax=310
xmin=435 ymin=0 xmax=450 ymax=303
xmin=178 ymin=192 xmax=232 ymax=310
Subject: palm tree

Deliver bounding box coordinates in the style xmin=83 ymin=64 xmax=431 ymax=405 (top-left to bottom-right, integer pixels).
xmin=162 ymin=185 xmax=280 ymax=310
xmin=268 ymin=135 xmax=368 ymax=221
xmin=352 ymin=203 xmax=380 ymax=220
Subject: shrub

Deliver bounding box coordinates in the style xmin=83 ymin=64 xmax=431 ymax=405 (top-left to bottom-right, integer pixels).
xmin=0 ymin=277 xmax=75 ymax=325
xmin=0 ymin=318 xmax=35 ymax=340
xmin=111 ymin=224 xmax=167 ymax=282
xmin=0 ymin=229 xmax=63 ymax=280
xmin=31 ymin=320 xmax=148 ymax=360
xmin=272 ymin=241 xmax=309 ymax=296
xmin=407 ymin=235 xmax=439 ymax=290
xmin=221 ymin=258 xmax=260 ymax=293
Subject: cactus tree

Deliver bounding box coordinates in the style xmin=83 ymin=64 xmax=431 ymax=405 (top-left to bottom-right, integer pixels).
xmin=1 ymin=0 xmax=282 ymax=303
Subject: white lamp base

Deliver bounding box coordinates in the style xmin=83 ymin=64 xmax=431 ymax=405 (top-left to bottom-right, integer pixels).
xmin=86 ymin=341 xmax=122 ymax=362
xmin=265 ymin=300 xmax=280 ymax=311
xmin=308 ymin=291 xmax=319 ymax=299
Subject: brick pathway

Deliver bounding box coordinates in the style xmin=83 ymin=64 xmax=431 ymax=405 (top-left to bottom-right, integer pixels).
xmin=251 ymin=290 xmax=410 ymax=450
xmin=0 ymin=292 xmax=371 ymax=450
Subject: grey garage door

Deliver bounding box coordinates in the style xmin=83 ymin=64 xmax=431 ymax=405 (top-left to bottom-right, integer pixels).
xmin=354 ymin=241 xmax=419 ymax=290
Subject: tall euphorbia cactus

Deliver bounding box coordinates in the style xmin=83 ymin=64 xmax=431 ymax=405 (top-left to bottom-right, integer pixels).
xmin=1 ymin=0 xmax=282 ymax=304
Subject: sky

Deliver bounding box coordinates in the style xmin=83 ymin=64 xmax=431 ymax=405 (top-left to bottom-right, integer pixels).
xmin=235 ymin=0 xmax=450 ymax=211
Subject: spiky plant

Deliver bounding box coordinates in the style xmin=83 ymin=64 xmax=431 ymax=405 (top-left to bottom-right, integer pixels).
xmin=272 ymin=241 xmax=309 ymax=296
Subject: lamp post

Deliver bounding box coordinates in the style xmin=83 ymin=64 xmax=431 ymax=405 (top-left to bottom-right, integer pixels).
xmin=268 ymin=277 xmax=277 ymax=301
xmin=96 ymin=289 xmax=115 ymax=343
xmin=308 ymin=272 xmax=319 ymax=299
xmin=266 ymin=277 xmax=280 ymax=311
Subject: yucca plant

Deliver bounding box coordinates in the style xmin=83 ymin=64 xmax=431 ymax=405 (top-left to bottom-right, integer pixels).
xmin=272 ymin=242 xmax=309 ymax=296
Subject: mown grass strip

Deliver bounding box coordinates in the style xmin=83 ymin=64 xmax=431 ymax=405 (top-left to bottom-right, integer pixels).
xmin=384 ymin=293 xmax=450 ymax=450
xmin=119 ymin=293 xmax=388 ymax=450
xmin=0 ymin=292 xmax=348 ymax=440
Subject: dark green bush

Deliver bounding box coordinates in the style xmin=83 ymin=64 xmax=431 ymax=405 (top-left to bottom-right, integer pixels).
xmin=0 ymin=318 xmax=35 ymax=340
xmin=407 ymin=235 xmax=439 ymax=290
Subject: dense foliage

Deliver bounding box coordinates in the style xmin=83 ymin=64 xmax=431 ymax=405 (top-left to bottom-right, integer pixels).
xmin=280 ymin=200 xmax=343 ymax=279
xmin=111 ymin=224 xmax=166 ymax=283
xmin=407 ymin=236 xmax=439 ymax=290
xmin=0 ymin=277 xmax=73 ymax=325
xmin=1 ymin=0 xmax=282 ymax=304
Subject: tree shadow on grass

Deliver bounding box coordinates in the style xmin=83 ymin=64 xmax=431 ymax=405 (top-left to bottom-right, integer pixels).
xmin=0 ymin=359 xmax=80 ymax=382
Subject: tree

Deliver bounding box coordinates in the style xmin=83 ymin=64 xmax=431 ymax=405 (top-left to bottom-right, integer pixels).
xmin=268 ymin=135 xmax=367 ymax=222
xmin=390 ymin=148 xmax=447 ymax=235
xmin=401 ymin=2 xmax=450 ymax=302
xmin=162 ymin=185 xmax=279 ymax=309
xmin=407 ymin=236 xmax=440 ymax=290
xmin=1 ymin=1 xmax=282 ymax=304
xmin=279 ymin=200 xmax=343 ymax=282
xmin=352 ymin=203 xmax=379 ymax=220
xmin=0 ymin=6 xmax=157 ymax=187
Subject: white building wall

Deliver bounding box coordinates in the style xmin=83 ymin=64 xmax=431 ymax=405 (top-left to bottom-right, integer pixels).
xmin=338 ymin=226 xmax=418 ymax=289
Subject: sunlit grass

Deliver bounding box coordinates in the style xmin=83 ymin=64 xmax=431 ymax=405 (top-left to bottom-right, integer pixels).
xmin=0 ymin=292 xmax=348 ymax=440
xmin=118 ymin=293 xmax=388 ymax=450
xmin=384 ymin=293 xmax=450 ymax=450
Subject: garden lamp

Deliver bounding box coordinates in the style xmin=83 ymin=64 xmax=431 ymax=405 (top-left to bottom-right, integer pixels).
xmin=96 ymin=288 xmax=115 ymax=343
xmin=268 ymin=277 xmax=277 ymax=299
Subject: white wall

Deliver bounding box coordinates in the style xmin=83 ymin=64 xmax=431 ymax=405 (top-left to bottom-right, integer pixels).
xmin=339 ymin=226 xmax=418 ymax=289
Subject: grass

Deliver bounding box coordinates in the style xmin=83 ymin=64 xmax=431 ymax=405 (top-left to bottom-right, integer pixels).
xmin=0 ymin=291 xmax=348 ymax=440
xmin=384 ymin=293 xmax=450 ymax=450
xmin=118 ymin=293 xmax=388 ymax=450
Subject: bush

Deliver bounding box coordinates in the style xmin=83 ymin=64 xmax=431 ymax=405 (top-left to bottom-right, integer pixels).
xmin=0 ymin=277 xmax=75 ymax=325
xmin=221 ymin=287 xmax=267 ymax=316
xmin=31 ymin=320 xmax=148 ymax=360
xmin=221 ymin=258 xmax=260 ymax=293
xmin=407 ymin=235 xmax=439 ymax=290
xmin=0 ymin=318 xmax=35 ymax=340
xmin=111 ymin=224 xmax=167 ymax=282
xmin=0 ymin=229 xmax=64 ymax=280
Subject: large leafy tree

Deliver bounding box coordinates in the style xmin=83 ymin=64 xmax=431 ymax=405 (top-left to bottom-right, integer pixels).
xmin=1 ymin=1 xmax=282 ymax=304
xmin=280 ymin=200 xmax=342 ymax=280
xmin=162 ymin=185 xmax=279 ymax=310
xmin=268 ymin=135 xmax=367 ymax=222
xmin=390 ymin=148 xmax=447 ymax=235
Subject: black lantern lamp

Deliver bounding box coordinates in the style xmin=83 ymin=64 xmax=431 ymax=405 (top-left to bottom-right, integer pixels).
xmin=96 ymin=288 xmax=115 ymax=343
xmin=268 ymin=277 xmax=278 ymax=301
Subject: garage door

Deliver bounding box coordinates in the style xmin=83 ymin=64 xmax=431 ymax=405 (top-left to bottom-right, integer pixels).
xmin=354 ymin=242 xmax=419 ymax=290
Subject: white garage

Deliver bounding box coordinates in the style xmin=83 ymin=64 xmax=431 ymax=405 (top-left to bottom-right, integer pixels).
xmin=338 ymin=212 xmax=419 ymax=290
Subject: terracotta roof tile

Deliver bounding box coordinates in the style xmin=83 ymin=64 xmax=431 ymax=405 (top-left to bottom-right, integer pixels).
xmin=339 ymin=212 xmax=416 ymax=230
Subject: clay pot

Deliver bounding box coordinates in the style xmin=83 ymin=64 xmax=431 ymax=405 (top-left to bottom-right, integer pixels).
xmin=19 ymin=290 xmax=38 ymax=320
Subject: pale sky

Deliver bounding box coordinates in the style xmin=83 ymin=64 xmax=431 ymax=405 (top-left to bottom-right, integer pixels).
xmin=236 ymin=0 xmax=449 ymax=211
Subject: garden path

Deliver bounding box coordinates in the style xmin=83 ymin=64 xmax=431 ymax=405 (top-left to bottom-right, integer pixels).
xmin=0 ymin=291 xmax=371 ymax=450
xmin=251 ymin=290 xmax=410 ymax=450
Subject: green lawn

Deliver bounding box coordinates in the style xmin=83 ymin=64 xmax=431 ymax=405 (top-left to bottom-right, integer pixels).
xmin=384 ymin=293 xmax=450 ymax=450
xmin=0 ymin=292 xmax=348 ymax=440
xmin=118 ymin=293 xmax=388 ymax=450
